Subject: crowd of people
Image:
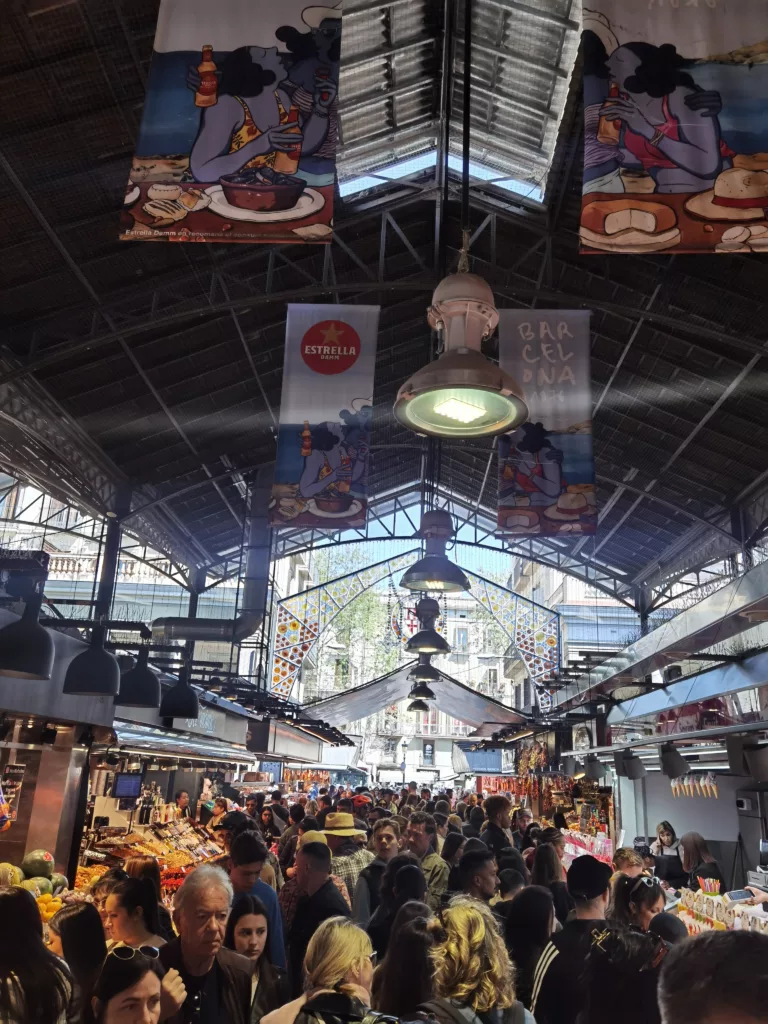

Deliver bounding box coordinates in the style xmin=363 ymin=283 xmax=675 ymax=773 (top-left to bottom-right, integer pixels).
xmin=1 ymin=783 xmax=766 ymax=1024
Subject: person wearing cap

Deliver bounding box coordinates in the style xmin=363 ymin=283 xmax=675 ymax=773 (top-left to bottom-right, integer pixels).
xmin=530 ymin=855 xmax=612 ymax=1024
xmin=323 ymin=812 xmax=375 ymax=901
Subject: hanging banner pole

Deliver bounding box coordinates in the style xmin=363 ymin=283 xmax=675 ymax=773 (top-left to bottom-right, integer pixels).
xmin=497 ymin=310 xmax=595 ymax=537
xmin=580 ymin=0 xmax=768 ymax=255
xmin=271 ymin=304 xmax=379 ymax=530
xmin=121 ymin=0 xmax=341 ymax=244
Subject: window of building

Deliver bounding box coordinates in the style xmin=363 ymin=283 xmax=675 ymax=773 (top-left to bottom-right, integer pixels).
xmin=455 ymin=627 xmax=468 ymax=650
xmin=383 ymin=737 xmax=398 ymax=760
xmin=488 ymin=668 xmax=498 ymax=687
xmin=423 ymin=741 xmax=434 ymax=765
xmin=334 ymin=657 xmax=349 ymax=688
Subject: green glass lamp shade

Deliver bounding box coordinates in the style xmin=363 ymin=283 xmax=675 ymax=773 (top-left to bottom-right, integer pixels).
xmin=401 ymin=554 xmax=470 ymax=593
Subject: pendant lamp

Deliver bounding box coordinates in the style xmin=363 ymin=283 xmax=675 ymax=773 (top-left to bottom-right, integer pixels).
xmin=408 ymin=699 xmax=430 ymax=713
xmin=405 ymin=597 xmax=450 ymax=655
xmin=159 ymin=665 xmax=199 ymax=719
xmin=660 ymin=742 xmax=689 ymax=779
xmin=400 ymin=510 xmax=470 ymax=594
xmin=408 ymin=681 xmax=436 ymax=701
xmin=408 ymin=655 xmax=441 ymax=684
xmin=116 ymin=646 xmax=161 ymax=708
xmin=0 ymin=592 xmax=55 ymax=680
xmin=63 ymin=624 xmax=120 ymax=696
xmin=584 ymin=755 xmax=606 ymax=781
xmin=394 ymin=274 xmax=528 ymax=438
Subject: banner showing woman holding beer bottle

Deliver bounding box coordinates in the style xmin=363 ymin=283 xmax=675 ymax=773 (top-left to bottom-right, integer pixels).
xmin=121 ymin=1 xmax=341 ymax=244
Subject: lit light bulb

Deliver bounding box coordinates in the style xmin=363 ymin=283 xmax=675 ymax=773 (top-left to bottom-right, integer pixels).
xmin=433 ymin=396 xmax=486 ymax=424
xmin=424 ymin=580 xmax=446 ymax=590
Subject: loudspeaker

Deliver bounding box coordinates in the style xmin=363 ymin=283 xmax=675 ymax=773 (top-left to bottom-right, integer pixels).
xmin=744 ymin=746 xmax=768 ymax=782
xmin=727 ymin=736 xmax=749 ymax=775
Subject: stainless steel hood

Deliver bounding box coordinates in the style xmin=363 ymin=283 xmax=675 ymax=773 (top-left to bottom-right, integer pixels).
xmin=111 ymin=721 xmax=254 ymax=764
xmin=555 ymin=558 xmax=768 ymax=709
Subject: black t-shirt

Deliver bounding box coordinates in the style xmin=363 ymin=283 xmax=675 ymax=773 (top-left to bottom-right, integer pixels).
xmin=179 ymin=962 xmax=228 ymax=1024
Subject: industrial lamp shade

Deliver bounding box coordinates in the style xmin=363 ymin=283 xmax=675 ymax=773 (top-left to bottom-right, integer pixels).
xmin=408 ymin=657 xmax=441 ymax=684
xmin=63 ymin=625 xmax=120 ymax=697
xmin=614 ymin=750 xmax=628 ymax=778
xmin=660 ymin=742 xmax=689 ymax=779
xmin=401 ymin=554 xmax=471 ymax=594
xmin=0 ymin=593 xmax=55 ymax=680
xmin=408 ymin=681 xmax=436 ymax=700
xmin=116 ymin=646 xmax=160 ymax=708
xmin=159 ymin=668 xmax=199 ymax=719
xmin=406 ymin=628 xmax=450 ymax=655
xmin=585 ymin=756 xmax=606 ymax=781
xmin=623 ymin=753 xmax=647 ymax=780
xmin=408 ymin=699 xmax=430 ymax=713
xmin=562 ymin=756 xmax=576 ymax=776
xmin=393 ymin=274 xmax=528 ymax=438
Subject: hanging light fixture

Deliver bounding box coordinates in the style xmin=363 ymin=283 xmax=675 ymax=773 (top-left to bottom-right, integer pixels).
xmin=400 ymin=510 xmax=470 ymax=593
xmin=405 ymin=597 xmax=450 ymax=655
xmin=63 ymin=624 xmax=120 ymax=696
xmin=660 ymin=742 xmax=689 ymax=779
xmin=393 ymin=274 xmax=528 ymax=438
xmin=408 ymin=698 xmax=430 ymax=713
xmin=0 ymin=592 xmax=55 ymax=680
xmin=585 ymin=755 xmax=606 ymax=781
xmin=159 ymin=664 xmax=200 ymax=719
xmin=408 ymin=681 xmax=436 ymax=701
xmin=408 ymin=655 xmax=441 ymax=684
xmin=116 ymin=646 xmax=161 ymax=709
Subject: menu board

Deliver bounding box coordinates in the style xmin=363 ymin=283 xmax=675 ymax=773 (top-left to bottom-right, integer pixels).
xmin=1 ymin=764 xmax=26 ymax=822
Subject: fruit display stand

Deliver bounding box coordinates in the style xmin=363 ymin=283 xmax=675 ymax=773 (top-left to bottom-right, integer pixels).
xmin=562 ymin=828 xmax=614 ymax=868
xmin=0 ymin=848 xmax=83 ymax=925
xmin=79 ymin=819 xmax=223 ymax=895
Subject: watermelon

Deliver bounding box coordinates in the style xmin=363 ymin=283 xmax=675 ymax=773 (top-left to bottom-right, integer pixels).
xmin=29 ymin=876 xmax=53 ymax=895
xmin=21 ymin=849 xmax=54 ymax=880
xmin=0 ymin=862 xmax=23 ymax=886
xmin=50 ymin=872 xmax=68 ymax=895
xmin=19 ymin=879 xmax=42 ymax=896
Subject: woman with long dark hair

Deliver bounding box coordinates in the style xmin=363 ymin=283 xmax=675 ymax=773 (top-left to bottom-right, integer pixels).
xmin=503 ymin=886 xmax=555 ymax=1009
xmin=576 ymin=928 xmax=665 ymax=1024
xmin=224 ymin=893 xmax=289 ymax=1020
xmin=85 ymin=948 xmax=164 ymax=1024
xmin=0 ymin=885 xmax=73 ymax=1023
xmin=440 ymin=832 xmax=465 ymax=871
xmin=104 ymin=877 xmax=167 ymax=949
xmin=47 ymin=902 xmax=107 ymax=1012
xmin=260 ymin=806 xmax=281 ymax=845
xmin=530 ymin=844 xmax=573 ymax=925
xmin=610 ymin=875 xmax=666 ymax=932
xmin=680 ymin=832 xmax=725 ymax=894
xmin=124 ymin=855 xmax=173 ymax=941
xmin=372 ymin=907 xmax=437 ymax=1017
xmin=366 ymin=853 xmax=422 ymax=958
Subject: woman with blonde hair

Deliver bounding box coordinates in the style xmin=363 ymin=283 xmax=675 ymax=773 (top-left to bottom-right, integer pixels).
xmin=263 ymin=917 xmax=375 ymax=1024
xmin=422 ymin=897 xmax=535 ymax=1024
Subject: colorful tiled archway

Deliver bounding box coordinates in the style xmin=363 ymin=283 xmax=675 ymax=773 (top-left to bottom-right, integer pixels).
xmin=270 ymin=551 xmax=560 ymax=702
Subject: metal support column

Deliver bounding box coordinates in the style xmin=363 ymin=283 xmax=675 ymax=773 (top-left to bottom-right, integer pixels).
xmin=185 ymin=565 xmax=208 ymax=665
xmin=95 ymin=486 xmax=131 ymax=621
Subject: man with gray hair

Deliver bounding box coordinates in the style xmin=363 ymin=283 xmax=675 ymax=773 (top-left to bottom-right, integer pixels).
xmin=159 ymin=863 xmax=252 ymax=1024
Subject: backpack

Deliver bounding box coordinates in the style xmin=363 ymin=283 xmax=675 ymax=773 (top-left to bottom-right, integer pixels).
xmin=417 ymin=999 xmax=526 ymax=1024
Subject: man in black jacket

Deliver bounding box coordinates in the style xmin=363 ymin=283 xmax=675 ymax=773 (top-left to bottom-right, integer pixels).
xmin=530 ymin=855 xmax=612 ymax=1024
xmin=160 ymin=863 xmax=252 ymax=1024
xmin=479 ymin=795 xmax=513 ymax=859
xmin=288 ymin=841 xmax=351 ymax=994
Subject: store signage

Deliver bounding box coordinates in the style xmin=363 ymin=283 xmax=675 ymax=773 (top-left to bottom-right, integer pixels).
xmin=497 ymin=311 xmax=595 ymax=537
xmin=580 ymin=0 xmax=768 ymax=254
xmin=1 ymin=764 xmax=26 ymax=823
xmin=121 ymin=0 xmax=342 ymax=244
xmin=271 ymin=304 xmax=379 ymax=530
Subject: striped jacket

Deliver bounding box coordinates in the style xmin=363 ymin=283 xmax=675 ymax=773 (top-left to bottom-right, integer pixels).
xmin=530 ymin=920 xmax=610 ymax=1024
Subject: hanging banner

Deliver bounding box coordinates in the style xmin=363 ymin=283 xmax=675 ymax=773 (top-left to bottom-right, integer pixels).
xmin=497 ymin=311 xmax=595 ymax=537
xmin=581 ymin=0 xmax=768 ymax=254
xmin=120 ymin=0 xmax=341 ymax=244
xmin=271 ymin=305 xmax=379 ymax=529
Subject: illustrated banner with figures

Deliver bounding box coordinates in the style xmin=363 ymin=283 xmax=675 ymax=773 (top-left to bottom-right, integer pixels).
xmin=120 ymin=0 xmax=342 ymax=244
xmin=271 ymin=304 xmax=379 ymax=529
xmin=497 ymin=311 xmax=596 ymax=537
xmin=581 ymin=0 xmax=768 ymax=254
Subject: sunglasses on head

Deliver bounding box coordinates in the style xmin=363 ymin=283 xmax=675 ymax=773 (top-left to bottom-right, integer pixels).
xmin=109 ymin=945 xmax=160 ymax=962
xmin=630 ymin=875 xmax=659 ymax=897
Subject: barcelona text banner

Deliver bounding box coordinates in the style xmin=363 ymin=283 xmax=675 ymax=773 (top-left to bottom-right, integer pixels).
xmin=497 ymin=311 xmax=595 ymax=538
xmin=581 ymin=0 xmax=768 ymax=254
xmin=271 ymin=305 xmax=380 ymax=530
xmin=121 ymin=0 xmax=342 ymax=244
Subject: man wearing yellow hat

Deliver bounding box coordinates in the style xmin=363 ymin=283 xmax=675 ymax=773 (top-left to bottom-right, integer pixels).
xmin=323 ymin=811 xmax=374 ymax=901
